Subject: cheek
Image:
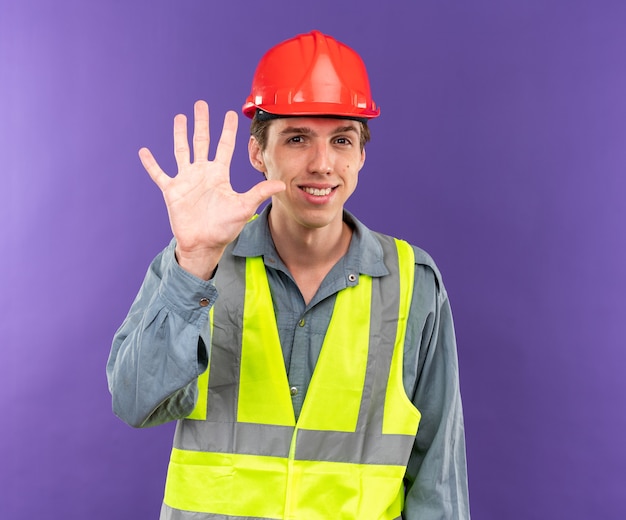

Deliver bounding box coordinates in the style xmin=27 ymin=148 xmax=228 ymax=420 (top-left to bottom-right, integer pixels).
xmin=351 ymin=172 xmax=359 ymax=190
xmin=341 ymin=166 xmax=359 ymax=197
xmin=342 ymin=161 xmax=360 ymax=181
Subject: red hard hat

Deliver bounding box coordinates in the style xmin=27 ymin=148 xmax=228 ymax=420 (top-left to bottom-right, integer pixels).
xmin=242 ymin=30 xmax=380 ymax=120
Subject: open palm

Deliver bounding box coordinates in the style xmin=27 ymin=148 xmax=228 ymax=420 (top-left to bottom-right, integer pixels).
xmin=139 ymin=100 xmax=284 ymax=278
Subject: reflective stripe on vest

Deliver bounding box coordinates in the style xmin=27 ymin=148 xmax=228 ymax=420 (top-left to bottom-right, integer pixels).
xmin=162 ymin=235 xmax=420 ymax=520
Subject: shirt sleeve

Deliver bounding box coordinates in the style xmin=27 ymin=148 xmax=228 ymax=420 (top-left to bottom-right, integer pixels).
xmin=106 ymin=239 xmax=217 ymax=428
xmin=402 ymin=256 xmax=471 ymax=519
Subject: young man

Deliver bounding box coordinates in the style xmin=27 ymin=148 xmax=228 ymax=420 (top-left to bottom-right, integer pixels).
xmin=107 ymin=31 xmax=470 ymax=519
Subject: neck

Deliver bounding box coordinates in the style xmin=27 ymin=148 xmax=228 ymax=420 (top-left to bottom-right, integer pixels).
xmin=267 ymin=208 xmax=352 ymax=304
xmin=269 ymin=210 xmax=351 ymax=268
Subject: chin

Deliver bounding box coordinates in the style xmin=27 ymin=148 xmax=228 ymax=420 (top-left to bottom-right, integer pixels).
xmin=295 ymin=210 xmax=341 ymax=230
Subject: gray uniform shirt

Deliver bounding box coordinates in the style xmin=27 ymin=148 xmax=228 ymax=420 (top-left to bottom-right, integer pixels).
xmin=107 ymin=207 xmax=470 ymax=519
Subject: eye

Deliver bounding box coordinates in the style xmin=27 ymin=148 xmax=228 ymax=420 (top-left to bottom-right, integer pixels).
xmin=287 ymin=135 xmax=305 ymax=144
xmin=334 ymin=136 xmax=352 ymax=146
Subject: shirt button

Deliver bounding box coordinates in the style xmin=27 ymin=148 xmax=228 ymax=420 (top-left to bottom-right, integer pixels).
xmin=199 ymin=298 xmax=210 ymax=307
xmin=348 ymin=273 xmax=357 ymax=282
xmin=290 ymin=387 xmax=298 ymax=396
xmin=298 ymin=319 xmax=305 ymax=327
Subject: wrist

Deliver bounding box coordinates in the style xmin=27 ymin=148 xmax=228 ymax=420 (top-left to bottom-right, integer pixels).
xmin=174 ymin=245 xmax=223 ymax=280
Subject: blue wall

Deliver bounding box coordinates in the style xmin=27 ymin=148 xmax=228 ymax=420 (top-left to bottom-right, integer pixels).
xmin=2 ymin=1 xmax=625 ymax=518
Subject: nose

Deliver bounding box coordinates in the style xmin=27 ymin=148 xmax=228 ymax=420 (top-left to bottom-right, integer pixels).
xmin=308 ymin=141 xmax=333 ymax=174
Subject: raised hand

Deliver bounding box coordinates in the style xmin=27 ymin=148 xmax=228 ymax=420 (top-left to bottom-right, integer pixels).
xmin=139 ymin=100 xmax=285 ymax=279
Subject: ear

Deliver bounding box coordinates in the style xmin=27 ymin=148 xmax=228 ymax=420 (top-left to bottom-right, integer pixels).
xmin=358 ymin=148 xmax=366 ymax=171
xmin=248 ymin=136 xmax=266 ymax=173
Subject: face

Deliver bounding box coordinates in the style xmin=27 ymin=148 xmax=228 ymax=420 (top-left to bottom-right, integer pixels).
xmin=248 ymin=117 xmax=366 ymax=231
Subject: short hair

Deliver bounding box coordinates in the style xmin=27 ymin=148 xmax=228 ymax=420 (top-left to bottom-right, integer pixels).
xmin=250 ymin=114 xmax=371 ymax=151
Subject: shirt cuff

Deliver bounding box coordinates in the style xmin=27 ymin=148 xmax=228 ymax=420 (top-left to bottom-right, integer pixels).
xmin=158 ymin=241 xmax=218 ymax=322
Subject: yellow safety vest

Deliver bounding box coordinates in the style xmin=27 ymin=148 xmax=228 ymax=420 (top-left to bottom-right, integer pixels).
xmin=162 ymin=235 xmax=420 ymax=520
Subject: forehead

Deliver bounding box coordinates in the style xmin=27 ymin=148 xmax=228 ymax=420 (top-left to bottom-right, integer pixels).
xmin=268 ymin=117 xmax=362 ymax=136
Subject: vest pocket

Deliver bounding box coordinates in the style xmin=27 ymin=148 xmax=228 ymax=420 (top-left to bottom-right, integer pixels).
xmin=287 ymin=459 xmax=405 ymax=519
xmin=164 ymin=449 xmax=289 ymax=518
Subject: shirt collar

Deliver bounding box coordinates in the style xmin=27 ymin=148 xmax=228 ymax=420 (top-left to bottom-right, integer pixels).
xmin=232 ymin=205 xmax=389 ymax=278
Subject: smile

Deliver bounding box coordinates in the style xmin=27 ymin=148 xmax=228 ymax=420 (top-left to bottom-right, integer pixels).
xmin=301 ymin=186 xmax=333 ymax=196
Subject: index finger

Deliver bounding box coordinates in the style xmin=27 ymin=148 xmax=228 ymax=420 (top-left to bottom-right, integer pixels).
xmin=213 ymin=110 xmax=238 ymax=169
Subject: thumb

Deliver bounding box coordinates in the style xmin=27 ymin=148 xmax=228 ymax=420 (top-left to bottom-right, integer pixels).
xmin=242 ymin=179 xmax=286 ymax=210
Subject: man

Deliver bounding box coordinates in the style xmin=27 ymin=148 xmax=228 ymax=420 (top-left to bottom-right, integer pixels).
xmin=107 ymin=30 xmax=470 ymax=519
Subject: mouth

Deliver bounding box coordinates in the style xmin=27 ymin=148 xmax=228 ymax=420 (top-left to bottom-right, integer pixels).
xmin=300 ymin=186 xmax=335 ymax=197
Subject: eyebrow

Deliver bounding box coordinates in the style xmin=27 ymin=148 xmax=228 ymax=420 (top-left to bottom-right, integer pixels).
xmin=278 ymin=124 xmax=360 ymax=137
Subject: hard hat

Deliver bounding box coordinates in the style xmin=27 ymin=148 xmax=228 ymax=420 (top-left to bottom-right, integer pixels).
xmin=242 ymin=30 xmax=380 ymax=120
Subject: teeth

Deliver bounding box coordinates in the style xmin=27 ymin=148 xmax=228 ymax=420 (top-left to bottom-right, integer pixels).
xmin=302 ymin=187 xmax=332 ymax=196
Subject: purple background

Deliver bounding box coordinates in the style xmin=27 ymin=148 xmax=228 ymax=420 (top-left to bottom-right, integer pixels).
xmin=2 ymin=0 xmax=625 ymax=518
